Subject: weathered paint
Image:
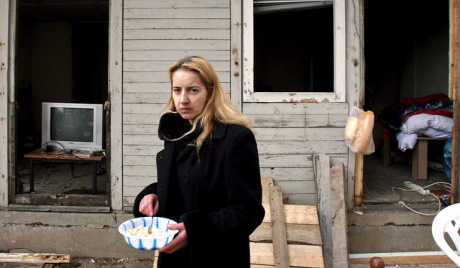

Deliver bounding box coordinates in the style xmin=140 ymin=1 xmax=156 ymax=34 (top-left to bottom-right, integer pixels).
xmin=109 ymin=0 xmax=123 ymax=211
xmin=0 ymin=0 xmax=11 ymax=208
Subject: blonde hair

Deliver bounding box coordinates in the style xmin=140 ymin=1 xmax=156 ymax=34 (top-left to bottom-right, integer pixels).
xmin=164 ymin=56 xmax=254 ymax=152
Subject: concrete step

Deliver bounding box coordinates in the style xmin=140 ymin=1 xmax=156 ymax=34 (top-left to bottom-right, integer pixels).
xmin=348 ymin=204 xmax=442 ymax=253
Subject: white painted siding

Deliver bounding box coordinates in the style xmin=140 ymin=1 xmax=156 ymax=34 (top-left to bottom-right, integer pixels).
xmin=121 ymin=0 xmax=351 ymax=209
xmin=122 ymin=0 xmax=231 ymax=208
xmin=246 ymin=102 xmax=348 ymax=205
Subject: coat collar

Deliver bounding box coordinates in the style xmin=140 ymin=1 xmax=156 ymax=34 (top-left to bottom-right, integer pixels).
xmin=158 ymin=113 xmax=228 ymax=141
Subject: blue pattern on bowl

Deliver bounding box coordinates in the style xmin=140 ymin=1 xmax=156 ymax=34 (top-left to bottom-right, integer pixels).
xmin=118 ymin=217 xmax=179 ymax=250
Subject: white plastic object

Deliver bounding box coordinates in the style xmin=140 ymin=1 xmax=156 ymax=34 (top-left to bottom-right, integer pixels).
xmin=432 ymin=203 xmax=460 ymax=266
xmin=404 ymin=181 xmax=430 ymax=195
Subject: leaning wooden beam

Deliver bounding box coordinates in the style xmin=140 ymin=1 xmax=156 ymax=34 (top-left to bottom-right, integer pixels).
xmin=0 ymin=253 xmax=70 ymax=263
xmin=330 ymin=163 xmax=349 ymax=267
xmin=269 ymin=186 xmax=290 ymax=268
xmin=314 ymin=154 xmax=333 ymax=268
xmin=250 ymin=242 xmax=324 ymax=268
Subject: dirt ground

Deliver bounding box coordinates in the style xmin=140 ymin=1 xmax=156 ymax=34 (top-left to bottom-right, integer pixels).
xmin=67 ymin=258 xmax=154 ymax=268
xmin=0 ymin=258 xmax=154 ymax=268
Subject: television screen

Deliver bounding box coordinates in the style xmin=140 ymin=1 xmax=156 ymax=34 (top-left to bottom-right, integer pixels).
xmin=50 ymin=107 xmax=94 ymax=142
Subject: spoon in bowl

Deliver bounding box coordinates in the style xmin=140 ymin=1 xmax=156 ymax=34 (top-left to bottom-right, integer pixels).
xmin=148 ymin=216 xmax=154 ymax=235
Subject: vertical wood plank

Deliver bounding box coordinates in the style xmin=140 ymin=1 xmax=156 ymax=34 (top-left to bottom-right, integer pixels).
xmin=346 ymin=0 xmax=364 ymax=209
xmin=230 ymin=0 xmax=242 ymax=109
xmin=7 ymin=0 xmax=16 ymax=204
xmin=0 ymin=0 xmax=10 ymax=207
xmin=450 ymin=0 xmax=459 ymax=99
xmin=269 ymin=185 xmax=290 ymax=268
xmin=242 ymin=0 xmax=254 ymax=102
xmin=453 ymin=101 xmax=460 ymax=202
xmin=450 ymin=0 xmax=460 ymax=203
xmin=334 ymin=0 xmax=346 ymax=101
xmin=105 ymin=101 xmax=112 ymax=195
xmin=314 ymin=154 xmax=332 ymax=268
xmin=109 ymin=0 xmax=123 ymax=210
xmin=261 ymin=177 xmax=274 ymax=204
xmin=353 ymin=153 xmax=363 ymax=206
xmin=330 ymin=162 xmax=349 ymax=268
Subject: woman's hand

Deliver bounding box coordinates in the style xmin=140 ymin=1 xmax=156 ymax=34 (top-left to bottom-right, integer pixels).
xmin=159 ymin=223 xmax=188 ymax=254
xmin=139 ymin=194 xmax=159 ymax=217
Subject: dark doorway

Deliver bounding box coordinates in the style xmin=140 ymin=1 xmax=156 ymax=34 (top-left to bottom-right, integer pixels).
xmin=14 ymin=0 xmax=110 ymax=206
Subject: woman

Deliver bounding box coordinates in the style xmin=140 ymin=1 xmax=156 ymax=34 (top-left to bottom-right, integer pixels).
xmin=133 ymin=56 xmax=265 ymax=268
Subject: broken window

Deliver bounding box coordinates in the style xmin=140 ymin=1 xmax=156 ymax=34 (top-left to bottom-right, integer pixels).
xmin=254 ymin=1 xmax=333 ymax=93
xmin=243 ymin=0 xmax=346 ymax=102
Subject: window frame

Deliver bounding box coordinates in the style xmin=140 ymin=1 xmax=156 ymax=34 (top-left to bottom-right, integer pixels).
xmin=242 ymin=0 xmax=346 ymax=103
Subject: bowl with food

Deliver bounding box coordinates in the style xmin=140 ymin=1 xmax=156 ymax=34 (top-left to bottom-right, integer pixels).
xmin=118 ymin=217 xmax=179 ymax=250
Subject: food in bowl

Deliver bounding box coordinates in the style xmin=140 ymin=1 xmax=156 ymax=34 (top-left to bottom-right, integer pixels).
xmin=118 ymin=217 xmax=179 ymax=250
xmin=126 ymin=225 xmax=168 ymax=238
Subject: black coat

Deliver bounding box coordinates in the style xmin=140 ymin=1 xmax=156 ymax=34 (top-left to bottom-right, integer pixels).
xmin=133 ymin=113 xmax=265 ymax=268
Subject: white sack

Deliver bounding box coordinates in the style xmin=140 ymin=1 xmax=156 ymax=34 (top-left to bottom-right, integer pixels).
xmin=396 ymin=132 xmax=418 ymax=152
xmin=400 ymin=114 xmax=453 ymax=135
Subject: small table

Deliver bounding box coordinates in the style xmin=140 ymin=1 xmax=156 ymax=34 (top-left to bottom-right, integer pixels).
xmin=412 ymin=137 xmax=448 ymax=180
xmin=24 ymin=149 xmax=105 ymax=195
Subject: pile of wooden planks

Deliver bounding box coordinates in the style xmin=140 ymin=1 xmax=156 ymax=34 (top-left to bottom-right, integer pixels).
xmin=249 ymin=177 xmax=325 ymax=268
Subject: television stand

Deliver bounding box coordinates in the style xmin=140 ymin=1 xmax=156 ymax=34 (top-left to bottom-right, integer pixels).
xmin=24 ymin=149 xmax=106 ymax=195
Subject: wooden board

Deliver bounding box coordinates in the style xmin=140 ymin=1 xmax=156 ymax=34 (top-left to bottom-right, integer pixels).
xmin=23 ymin=149 xmax=104 ymax=162
xmin=0 ymin=264 xmax=44 ymax=268
xmin=314 ymin=154 xmax=332 ymax=268
xmin=250 ymin=222 xmax=322 ymax=246
xmin=262 ymin=204 xmax=319 ymax=225
xmin=0 ymin=253 xmax=70 ymax=263
xmin=250 ymin=243 xmax=324 ymax=268
xmin=269 ymin=186 xmax=289 ymax=268
xmin=349 ymin=252 xmax=454 ymax=265
xmin=330 ymin=163 xmax=349 ymax=267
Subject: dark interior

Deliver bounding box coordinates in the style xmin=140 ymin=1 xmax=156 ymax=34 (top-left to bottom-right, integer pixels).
xmin=15 ymin=0 xmax=109 ymax=200
xmin=363 ymin=0 xmax=451 ymax=204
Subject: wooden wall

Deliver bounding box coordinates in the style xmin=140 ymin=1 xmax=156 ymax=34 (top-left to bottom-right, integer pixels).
xmin=121 ymin=0 xmax=350 ymax=208
xmin=246 ymin=103 xmax=348 ymax=204
xmin=122 ymin=0 xmax=232 ymax=208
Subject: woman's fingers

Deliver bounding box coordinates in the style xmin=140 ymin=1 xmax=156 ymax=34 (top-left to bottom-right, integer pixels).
xmin=139 ymin=194 xmax=159 ymax=216
xmin=159 ymin=223 xmax=188 ymax=254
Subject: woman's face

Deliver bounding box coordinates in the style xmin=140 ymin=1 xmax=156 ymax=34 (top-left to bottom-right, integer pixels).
xmin=172 ymin=69 xmax=210 ymax=123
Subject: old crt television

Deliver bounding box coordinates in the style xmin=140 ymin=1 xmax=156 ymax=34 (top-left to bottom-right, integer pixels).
xmin=42 ymin=102 xmax=103 ymax=152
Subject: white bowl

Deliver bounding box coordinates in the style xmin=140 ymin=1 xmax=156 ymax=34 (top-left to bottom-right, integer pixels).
xmin=118 ymin=217 xmax=179 ymax=250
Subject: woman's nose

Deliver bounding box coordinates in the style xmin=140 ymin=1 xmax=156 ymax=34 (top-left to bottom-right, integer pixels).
xmin=179 ymin=92 xmax=189 ymax=103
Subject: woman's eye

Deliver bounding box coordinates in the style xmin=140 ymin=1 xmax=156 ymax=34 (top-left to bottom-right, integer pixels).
xmin=173 ymin=88 xmax=180 ymax=93
xmin=190 ymin=88 xmax=198 ymax=93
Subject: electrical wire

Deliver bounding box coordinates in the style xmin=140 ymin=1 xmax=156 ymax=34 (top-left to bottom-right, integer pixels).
xmin=392 ymin=182 xmax=452 ymax=216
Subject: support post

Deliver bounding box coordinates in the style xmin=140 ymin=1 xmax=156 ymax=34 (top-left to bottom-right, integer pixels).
xmin=354 ymin=153 xmax=364 ymax=206
xmin=450 ymin=0 xmax=460 ymax=203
